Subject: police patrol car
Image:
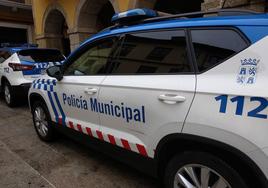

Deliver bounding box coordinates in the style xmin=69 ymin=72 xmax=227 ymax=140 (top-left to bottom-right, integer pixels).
xmin=28 ymin=8 xmax=268 ymax=188
xmin=0 ymin=44 xmax=65 ymax=107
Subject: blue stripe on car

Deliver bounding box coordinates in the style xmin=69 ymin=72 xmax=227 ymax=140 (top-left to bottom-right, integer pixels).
xmin=53 ymin=92 xmax=66 ymax=126
xmin=47 ymin=91 xmax=59 ymax=123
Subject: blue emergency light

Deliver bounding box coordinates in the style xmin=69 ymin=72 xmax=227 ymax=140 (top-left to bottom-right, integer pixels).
xmin=111 ymin=8 xmax=159 ymax=24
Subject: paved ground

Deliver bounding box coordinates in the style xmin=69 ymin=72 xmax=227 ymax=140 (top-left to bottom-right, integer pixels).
xmin=0 ymin=98 xmax=157 ymax=188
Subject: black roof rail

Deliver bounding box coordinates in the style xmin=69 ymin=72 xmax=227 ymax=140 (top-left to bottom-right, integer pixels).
xmin=105 ymin=8 xmax=260 ymax=31
xmin=142 ymin=8 xmax=259 ymax=24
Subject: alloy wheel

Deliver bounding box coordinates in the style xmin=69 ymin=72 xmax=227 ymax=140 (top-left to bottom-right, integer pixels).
xmin=174 ymin=164 xmax=231 ymax=188
xmin=4 ymin=85 xmax=10 ymax=104
xmin=34 ymin=106 xmax=49 ymax=137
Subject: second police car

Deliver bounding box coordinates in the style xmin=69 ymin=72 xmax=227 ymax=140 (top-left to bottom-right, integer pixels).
xmin=28 ymin=9 xmax=268 ymax=188
xmin=0 ymin=44 xmax=65 ymax=107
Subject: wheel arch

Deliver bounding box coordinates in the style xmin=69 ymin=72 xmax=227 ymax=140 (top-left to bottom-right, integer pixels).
xmin=155 ymin=133 xmax=268 ymax=188
xmin=1 ymin=76 xmax=9 ymax=88
xmin=29 ymin=93 xmax=48 ymax=112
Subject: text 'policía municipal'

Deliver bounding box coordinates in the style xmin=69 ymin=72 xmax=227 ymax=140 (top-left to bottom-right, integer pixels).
xmin=62 ymin=93 xmax=146 ymax=123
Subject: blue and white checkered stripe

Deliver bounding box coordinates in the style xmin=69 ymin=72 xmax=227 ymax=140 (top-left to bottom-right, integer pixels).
xmin=32 ymin=79 xmax=56 ymax=92
xmin=32 ymin=79 xmax=66 ymax=126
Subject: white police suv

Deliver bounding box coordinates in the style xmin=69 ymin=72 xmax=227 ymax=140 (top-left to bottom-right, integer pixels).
xmin=0 ymin=44 xmax=65 ymax=107
xmin=28 ymin=9 xmax=268 ymax=188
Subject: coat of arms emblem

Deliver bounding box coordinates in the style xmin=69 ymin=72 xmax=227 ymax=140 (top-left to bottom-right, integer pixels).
xmin=237 ymin=58 xmax=259 ymax=85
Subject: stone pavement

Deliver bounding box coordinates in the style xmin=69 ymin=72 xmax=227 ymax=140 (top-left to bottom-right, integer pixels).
xmin=0 ymin=98 xmax=157 ymax=188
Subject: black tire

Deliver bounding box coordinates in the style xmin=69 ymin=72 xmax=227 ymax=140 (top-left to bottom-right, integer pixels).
xmin=32 ymin=100 xmax=56 ymax=142
xmin=3 ymin=81 xmax=17 ymax=107
xmin=164 ymin=151 xmax=248 ymax=188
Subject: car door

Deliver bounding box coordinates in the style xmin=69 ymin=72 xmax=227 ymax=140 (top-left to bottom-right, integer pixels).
xmin=54 ymin=37 xmax=118 ymax=136
xmin=97 ymin=30 xmax=196 ymax=157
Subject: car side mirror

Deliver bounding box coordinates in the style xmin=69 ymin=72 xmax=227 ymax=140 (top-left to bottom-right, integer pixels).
xmin=46 ymin=66 xmax=63 ymax=81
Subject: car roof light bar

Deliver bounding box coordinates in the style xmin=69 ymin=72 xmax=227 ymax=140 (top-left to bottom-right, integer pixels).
xmin=111 ymin=8 xmax=159 ymax=24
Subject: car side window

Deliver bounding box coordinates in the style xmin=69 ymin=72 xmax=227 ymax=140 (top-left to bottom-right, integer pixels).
xmin=64 ymin=38 xmax=117 ymax=76
xmin=110 ymin=30 xmax=192 ymax=74
xmin=191 ymin=29 xmax=249 ymax=72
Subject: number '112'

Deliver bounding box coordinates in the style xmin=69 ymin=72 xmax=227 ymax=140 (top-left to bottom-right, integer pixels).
xmin=215 ymin=95 xmax=267 ymax=119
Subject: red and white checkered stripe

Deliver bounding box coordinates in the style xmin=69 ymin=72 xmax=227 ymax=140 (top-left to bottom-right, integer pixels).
xmin=58 ymin=119 xmax=149 ymax=157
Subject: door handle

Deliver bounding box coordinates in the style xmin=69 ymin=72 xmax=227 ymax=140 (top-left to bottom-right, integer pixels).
xmin=158 ymin=94 xmax=186 ymax=104
xmin=84 ymin=88 xmax=98 ymax=95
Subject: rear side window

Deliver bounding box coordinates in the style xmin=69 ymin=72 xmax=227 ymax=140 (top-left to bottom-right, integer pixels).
xmin=0 ymin=51 xmax=11 ymax=63
xmin=191 ymin=29 xmax=249 ymax=72
xmin=18 ymin=49 xmax=65 ymax=63
xmin=111 ymin=30 xmax=192 ymax=74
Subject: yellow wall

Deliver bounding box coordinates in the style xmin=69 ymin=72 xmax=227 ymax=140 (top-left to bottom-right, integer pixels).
xmin=33 ymin=0 xmax=77 ymax=36
xmin=32 ymin=0 xmax=130 ymax=37
xmin=118 ymin=0 xmax=132 ymax=11
xmin=32 ymin=0 xmax=51 ymax=35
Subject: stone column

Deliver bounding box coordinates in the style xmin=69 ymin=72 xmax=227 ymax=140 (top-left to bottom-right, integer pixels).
xmin=35 ymin=34 xmax=64 ymax=52
xmin=246 ymin=0 xmax=265 ymax=12
xmin=201 ymin=0 xmax=224 ymax=11
xmin=68 ymin=27 xmax=98 ymax=51
xmin=202 ymin=0 xmax=265 ymax=12
xmin=133 ymin=0 xmax=156 ymax=9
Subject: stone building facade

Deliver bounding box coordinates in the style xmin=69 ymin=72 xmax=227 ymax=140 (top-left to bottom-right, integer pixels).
xmin=32 ymin=0 xmax=268 ymax=56
xmin=0 ymin=0 xmax=34 ymax=45
xmin=202 ymin=0 xmax=267 ymax=12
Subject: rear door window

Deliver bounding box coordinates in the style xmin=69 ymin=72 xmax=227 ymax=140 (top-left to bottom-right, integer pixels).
xmin=110 ymin=30 xmax=193 ymax=74
xmin=190 ymin=29 xmax=249 ymax=72
xmin=18 ymin=49 xmax=65 ymax=63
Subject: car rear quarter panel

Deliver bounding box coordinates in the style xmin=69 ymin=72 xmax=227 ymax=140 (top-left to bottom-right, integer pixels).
xmin=184 ymin=35 xmax=268 ymax=149
xmin=183 ymin=36 xmax=268 ymax=177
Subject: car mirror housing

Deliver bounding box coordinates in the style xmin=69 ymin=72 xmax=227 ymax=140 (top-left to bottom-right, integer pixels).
xmin=46 ymin=66 xmax=63 ymax=81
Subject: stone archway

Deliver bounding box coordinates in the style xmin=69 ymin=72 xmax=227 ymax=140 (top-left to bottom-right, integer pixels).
xmin=77 ymin=0 xmax=115 ymax=31
xmin=154 ymin=0 xmax=204 ymax=14
xmin=43 ymin=8 xmax=71 ymax=56
xmin=69 ymin=0 xmax=116 ymax=51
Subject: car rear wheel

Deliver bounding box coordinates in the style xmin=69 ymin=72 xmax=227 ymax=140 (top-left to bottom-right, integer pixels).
xmin=3 ymin=82 xmax=16 ymax=107
xmin=164 ymin=151 xmax=248 ymax=188
xmin=32 ymin=101 xmax=56 ymax=141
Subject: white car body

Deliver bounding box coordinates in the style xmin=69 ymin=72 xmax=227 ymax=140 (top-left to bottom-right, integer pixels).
xmin=0 ymin=47 xmax=65 ymax=106
xmin=28 ymin=11 xmax=268 ymax=188
xmin=0 ymin=53 xmax=36 ymax=86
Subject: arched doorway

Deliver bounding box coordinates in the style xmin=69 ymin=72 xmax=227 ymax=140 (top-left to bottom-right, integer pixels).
xmin=96 ymin=1 xmax=115 ymax=31
xmin=154 ymin=0 xmax=204 ymax=14
xmin=71 ymin=0 xmax=115 ymax=49
xmin=44 ymin=9 xmax=70 ymax=56
xmin=77 ymin=0 xmax=115 ymax=32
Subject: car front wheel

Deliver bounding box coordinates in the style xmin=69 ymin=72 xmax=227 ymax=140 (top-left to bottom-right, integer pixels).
xmin=32 ymin=101 xmax=56 ymax=142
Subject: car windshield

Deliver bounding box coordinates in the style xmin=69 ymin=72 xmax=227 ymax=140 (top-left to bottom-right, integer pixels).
xmin=18 ymin=49 xmax=65 ymax=63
